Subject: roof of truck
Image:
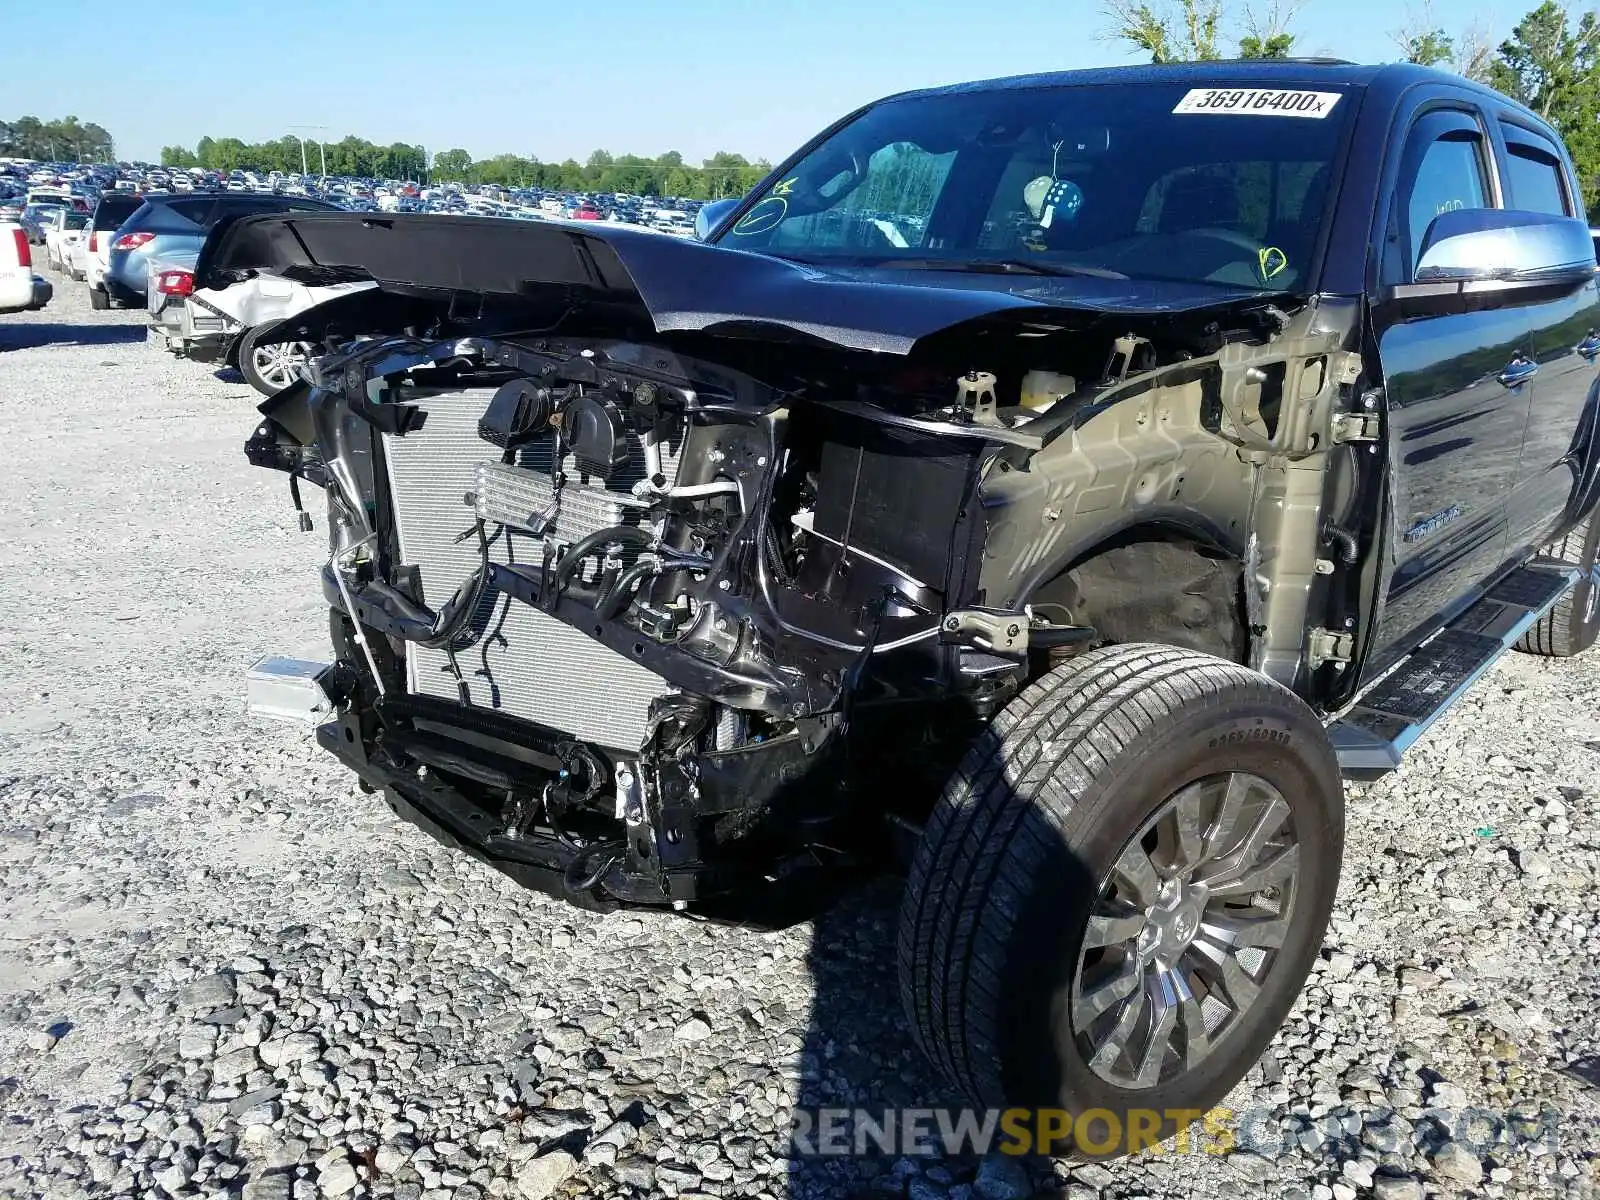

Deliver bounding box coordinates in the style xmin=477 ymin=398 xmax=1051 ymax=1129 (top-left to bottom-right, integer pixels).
xmin=892 ymin=60 xmax=1491 ymax=104
xmin=882 ymin=60 xmax=1554 ymax=142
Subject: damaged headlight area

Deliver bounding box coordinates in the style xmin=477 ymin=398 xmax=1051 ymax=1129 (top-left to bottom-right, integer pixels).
xmin=246 ymin=333 xmax=1082 ymax=911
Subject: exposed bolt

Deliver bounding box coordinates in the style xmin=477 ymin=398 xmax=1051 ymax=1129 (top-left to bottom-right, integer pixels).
xmin=756 ymin=455 xmax=768 ymax=467
xmin=717 ymin=579 xmax=731 ymax=591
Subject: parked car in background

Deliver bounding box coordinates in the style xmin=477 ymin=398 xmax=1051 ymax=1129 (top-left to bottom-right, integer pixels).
xmin=62 ymin=223 xmax=91 ymax=281
xmin=146 ymin=254 xmax=375 ymax=396
xmin=104 ymin=192 xmax=342 ymax=309
xmin=42 ymin=209 xmax=89 ymax=271
xmin=24 ymin=186 xmax=72 ymax=209
xmin=20 ymin=202 xmax=65 ymax=244
xmin=84 ymin=193 xmax=146 ymax=308
xmin=0 ymin=220 xmax=52 ymax=314
xmin=645 ymin=208 xmax=695 ymax=237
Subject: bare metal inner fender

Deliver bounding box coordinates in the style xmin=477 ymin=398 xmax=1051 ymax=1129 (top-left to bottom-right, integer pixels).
xmin=981 ymin=297 xmax=1367 ymax=692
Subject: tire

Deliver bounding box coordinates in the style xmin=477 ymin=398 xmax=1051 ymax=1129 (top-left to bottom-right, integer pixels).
xmin=88 ymin=286 xmax=110 ymax=310
xmin=898 ymin=644 xmax=1343 ymax=1157
xmin=1515 ymin=517 xmax=1599 ymax=658
xmin=237 ymin=322 xmax=315 ymax=398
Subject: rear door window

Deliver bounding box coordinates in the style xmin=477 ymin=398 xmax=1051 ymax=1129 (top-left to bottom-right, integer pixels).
xmin=148 ymin=198 xmax=216 ymax=229
xmin=1498 ymin=125 xmax=1571 ymax=216
xmin=94 ymin=197 xmax=149 ymax=230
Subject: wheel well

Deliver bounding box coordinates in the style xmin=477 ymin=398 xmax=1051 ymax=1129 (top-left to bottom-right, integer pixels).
xmin=1029 ymin=531 xmax=1248 ymax=663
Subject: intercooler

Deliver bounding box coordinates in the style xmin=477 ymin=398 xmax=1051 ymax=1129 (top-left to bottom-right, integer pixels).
xmin=381 ymin=390 xmax=677 ymax=750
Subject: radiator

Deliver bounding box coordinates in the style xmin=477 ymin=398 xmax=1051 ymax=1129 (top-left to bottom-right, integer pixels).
xmin=381 ymin=389 xmax=676 ymax=750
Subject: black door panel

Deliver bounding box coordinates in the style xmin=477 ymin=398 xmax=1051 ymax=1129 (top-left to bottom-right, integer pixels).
xmin=1369 ymin=305 xmax=1530 ymax=663
xmin=1511 ymin=278 xmax=1600 ymax=549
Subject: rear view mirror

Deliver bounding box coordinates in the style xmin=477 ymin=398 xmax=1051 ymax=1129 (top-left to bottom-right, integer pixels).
xmin=1412 ymin=208 xmax=1597 ymax=287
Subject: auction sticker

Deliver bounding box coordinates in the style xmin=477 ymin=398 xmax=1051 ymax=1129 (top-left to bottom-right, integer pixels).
xmin=1173 ymin=88 xmax=1341 ymax=117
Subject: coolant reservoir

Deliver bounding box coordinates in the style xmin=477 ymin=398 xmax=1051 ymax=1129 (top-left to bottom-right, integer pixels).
xmin=1020 ymin=370 xmax=1076 ymax=413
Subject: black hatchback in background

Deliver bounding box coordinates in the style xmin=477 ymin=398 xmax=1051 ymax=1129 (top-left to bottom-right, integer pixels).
xmin=102 ymin=192 xmax=341 ymax=307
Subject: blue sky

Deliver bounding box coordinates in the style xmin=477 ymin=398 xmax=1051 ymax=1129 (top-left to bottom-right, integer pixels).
xmin=1 ymin=0 xmax=1540 ymax=166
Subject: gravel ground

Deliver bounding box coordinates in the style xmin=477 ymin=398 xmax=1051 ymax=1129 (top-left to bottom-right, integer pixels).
xmin=0 ymin=276 xmax=1597 ymax=1200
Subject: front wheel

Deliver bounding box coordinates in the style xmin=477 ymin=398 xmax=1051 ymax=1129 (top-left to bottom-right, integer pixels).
xmin=237 ymin=322 xmax=315 ymax=398
xmin=898 ymin=644 xmax=1343 ymax=1156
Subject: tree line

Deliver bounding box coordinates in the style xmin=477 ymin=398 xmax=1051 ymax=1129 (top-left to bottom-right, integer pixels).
xmin=160 ymin=136 xmax=430 ymax=181
xmin=157 ymin=137 xmax=774 ymax=200
xmin=427 ymin=150 xmax=775 ymax=200
xmin=0 ymin=116 xmax=115 ymax=163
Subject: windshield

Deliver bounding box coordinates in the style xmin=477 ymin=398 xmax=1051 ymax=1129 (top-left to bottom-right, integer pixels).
xmin=716 ymin=81 xmax=1355 ymax=290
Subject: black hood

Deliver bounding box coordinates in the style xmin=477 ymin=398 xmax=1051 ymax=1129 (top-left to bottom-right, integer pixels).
xmin=197 ymin=211 xmax=1291 ymax=355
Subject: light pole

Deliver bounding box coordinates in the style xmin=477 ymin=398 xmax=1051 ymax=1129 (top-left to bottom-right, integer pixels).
xmin=289 ymin=125 xmax=330 ymax=179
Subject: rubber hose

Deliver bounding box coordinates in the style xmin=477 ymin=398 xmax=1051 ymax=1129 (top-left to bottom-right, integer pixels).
xmin=552 ymin=525 xmax=654 ymax=594
xmin=598 ymin=560 xmax=662 ymax=620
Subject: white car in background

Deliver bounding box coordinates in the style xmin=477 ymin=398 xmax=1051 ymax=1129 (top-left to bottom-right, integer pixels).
xmin=0 ymin=221 xmax=52 ymax=314
xmin=645 ymin=208 xmax=695 ymax=237
xmin=42 ymin=209 xmax=89 ymax=272
xmin=62 ymin=226 xmax=91 ymax=280
xmin=81 ymin=193 xmax=145 ymax=300
xmin=147 ymin=255 xmax=376 ymax=396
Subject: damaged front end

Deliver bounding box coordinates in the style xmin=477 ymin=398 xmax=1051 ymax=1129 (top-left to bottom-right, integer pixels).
xmin=247 ymin=327 xmax=1075 ymax=911
xmin=227 ymin=210 xmax=1363 ymax=913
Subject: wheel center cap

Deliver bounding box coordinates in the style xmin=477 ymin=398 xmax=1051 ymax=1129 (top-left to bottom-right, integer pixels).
xmin=1140 ymin=880 xmax=1206 ymax=966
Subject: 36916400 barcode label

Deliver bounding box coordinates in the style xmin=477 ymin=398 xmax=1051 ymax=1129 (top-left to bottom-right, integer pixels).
xmin=1172 ymin=88 xmax=1342 ymax=118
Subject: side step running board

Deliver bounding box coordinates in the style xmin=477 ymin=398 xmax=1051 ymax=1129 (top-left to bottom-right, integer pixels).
xmin=1328 ymin=561 xmax=1578 ymax=780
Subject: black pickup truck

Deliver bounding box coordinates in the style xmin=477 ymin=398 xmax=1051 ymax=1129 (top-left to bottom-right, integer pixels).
xmin=217 ymin=60 xmax=1600 ymax=1144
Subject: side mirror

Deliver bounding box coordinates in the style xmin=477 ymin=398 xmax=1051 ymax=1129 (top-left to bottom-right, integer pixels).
xmin=694 ymin=197 xmax=741 ymax=242
xmin=1412 ymin=208 xmax=1597 ymax=287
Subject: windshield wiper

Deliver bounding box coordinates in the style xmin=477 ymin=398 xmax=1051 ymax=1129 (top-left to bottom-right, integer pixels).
xmin=883 ymin=257 xmax=1130 ymax=280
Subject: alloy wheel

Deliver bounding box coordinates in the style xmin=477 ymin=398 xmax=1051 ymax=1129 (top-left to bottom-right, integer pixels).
xmin=1070 ymin=772 xmax=1300 ymax=1089
xmin=251 ymin=341 xmax=313 ymax=390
